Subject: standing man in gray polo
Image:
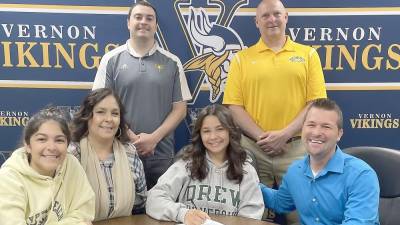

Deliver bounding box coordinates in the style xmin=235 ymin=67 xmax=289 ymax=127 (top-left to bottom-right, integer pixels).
xmin=93 ymin=1 xmax=191 ymax=189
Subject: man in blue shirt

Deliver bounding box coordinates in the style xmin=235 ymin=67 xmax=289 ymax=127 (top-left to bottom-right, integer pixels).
xmin=260 ymin=98 xmax=380 ymax=224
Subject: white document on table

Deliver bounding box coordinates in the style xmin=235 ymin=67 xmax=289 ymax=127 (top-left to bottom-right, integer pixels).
xmin=176 ymin=218 xmax=225 ymax=225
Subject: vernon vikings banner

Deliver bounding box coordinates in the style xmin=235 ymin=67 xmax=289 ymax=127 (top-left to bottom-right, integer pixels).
xmin=1 ymin=0 xmax=399 ymax=163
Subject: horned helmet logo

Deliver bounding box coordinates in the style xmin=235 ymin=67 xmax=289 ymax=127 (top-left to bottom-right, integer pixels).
xmin=177 ymin=1 xmax=248 ymax=103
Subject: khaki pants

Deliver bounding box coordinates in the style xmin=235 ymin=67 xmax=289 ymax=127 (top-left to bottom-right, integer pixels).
xmin=241 ymin=135 xmax=305 ymax=225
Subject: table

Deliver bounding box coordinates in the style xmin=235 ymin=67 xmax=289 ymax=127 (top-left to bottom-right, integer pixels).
xmin=93 ymin=214 xmax=277 ymax=225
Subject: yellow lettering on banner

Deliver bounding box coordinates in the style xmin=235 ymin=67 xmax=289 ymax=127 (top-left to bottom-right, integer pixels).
xmin=2 ymin=41 xmax=13 ymax=67
xmin=384 ymin=119 xmax=392 ymax=128
xmin=350 ymin=119 xmax=360 ymax=128
xmin=362 ymin=44 xmax=382 ymax=70
xmin=312 ymin=44 xmax=334 ymax=70
xmin=0 ymin=41 xmax=121 ymax=69
xmin=324 ymin=45 xmax=334 ymax=70
xmin=337 ymin=45 xmax=359 ymax=70
xmin=386 ymin=44 xmax=400 ymax=70
xmin=40 ymin=42 xmax=51 ymax=68
xmin=1 ymin=41 xmax=400 ymax=71
xmin=362 ymin=119 xmax=371 ymax=128
xmin=0 ymin=117 xmax=29 ymax=127
xmin=373 ymin=119 xmax=381 ymax=128
xmin=54 ymin=43 xmax=76 ymax=69
xmin=16 ymin=42 xmax=40 ymax=68
xmin=104 ymin=43 xmax=119 ymax=54
xmin=0 ymin=117 xmax=7 ymax=126
xmin=79 ymin=43 xmax=100 ymax=69
xmin=394 ymin=119 xmax=400 ymax=128
xmin=311 ymin=44 xmax=400 ymax=71
xmin=350 ymin=118 xmax=400 ymax=129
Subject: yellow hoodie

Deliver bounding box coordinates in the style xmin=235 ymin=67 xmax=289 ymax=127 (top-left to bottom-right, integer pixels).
xmin=0 ymin=148 xmax=95 ymax=225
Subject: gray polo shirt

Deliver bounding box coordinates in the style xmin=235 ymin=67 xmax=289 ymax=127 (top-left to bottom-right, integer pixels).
xmin=93 ymin=40 xmax=191 ymax=160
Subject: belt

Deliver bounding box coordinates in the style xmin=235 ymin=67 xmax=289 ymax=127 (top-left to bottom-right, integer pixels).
xmin=286 ymin=136 xmax=301 ymax=144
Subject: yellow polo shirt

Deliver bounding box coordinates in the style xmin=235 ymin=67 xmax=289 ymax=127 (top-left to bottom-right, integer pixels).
xmin=223 ymin=37 xmax=327 ymax=131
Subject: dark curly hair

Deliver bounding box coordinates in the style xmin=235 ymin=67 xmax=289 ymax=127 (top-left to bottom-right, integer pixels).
xmin=71 ymin=88 xmax=130 ymax=143
xmin=180 ymin=104 xmax=247 ymax=183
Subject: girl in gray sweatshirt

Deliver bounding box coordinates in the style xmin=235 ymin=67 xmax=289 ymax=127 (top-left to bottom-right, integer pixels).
xmin=146 ymin=104 xmax=264 ymax=224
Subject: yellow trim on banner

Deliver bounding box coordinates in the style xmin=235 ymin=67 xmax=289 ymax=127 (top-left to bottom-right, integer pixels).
xmin=2 ymin=4 xmax=399 ymax=13
xmin=286 ymin=7 xmax=400 ymax=12
xmin=1 ymin=82 xmax=400 ymax=91
xmin=326 ymin=86 xmax=400 ymax=91
xmin=238 ymin=7 xmax=400 ymax=13
xmin=0 ymin=83 xmax=92 ymax=90
xmin=0 ymin=4 xmax=128 ymax=11
xmin=199 ymin=84 xmax=400 ymax=91
xmin=177 ymin=7 xmax=400 ymax=13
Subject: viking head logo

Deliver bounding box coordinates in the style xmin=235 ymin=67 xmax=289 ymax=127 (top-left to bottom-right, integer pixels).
xmin=177 ymin=1 xmax=248 ymax=103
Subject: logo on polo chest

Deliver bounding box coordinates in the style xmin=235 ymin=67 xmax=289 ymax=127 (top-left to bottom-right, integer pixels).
xmin=155 ymin=64 xmax=164 ymax=72
xmin=289 ymin=56 xmax=305 ymax=63
xmin=121 ymin=63 xmax=128 ymax=70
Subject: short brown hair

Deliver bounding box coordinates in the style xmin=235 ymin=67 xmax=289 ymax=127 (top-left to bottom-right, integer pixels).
xmin=127 ymin=1 xmax=158 ymax=23
xmin=307 ymin=98 xmax=343 ymax=129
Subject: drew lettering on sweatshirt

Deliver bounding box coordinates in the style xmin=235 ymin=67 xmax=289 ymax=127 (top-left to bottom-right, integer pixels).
xmin=183 ymin=184 xmax=240 ymax=216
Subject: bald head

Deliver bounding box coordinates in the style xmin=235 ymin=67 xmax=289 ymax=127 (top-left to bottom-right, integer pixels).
xmin=255 ymin=0 xmax=288 ymax=44
xmin=256 ymin=0 xmax=286 ymax=16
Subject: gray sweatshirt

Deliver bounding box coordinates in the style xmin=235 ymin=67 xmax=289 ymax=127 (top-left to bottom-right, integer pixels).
xmin=146 ymin=154 xmax=264 ymax=222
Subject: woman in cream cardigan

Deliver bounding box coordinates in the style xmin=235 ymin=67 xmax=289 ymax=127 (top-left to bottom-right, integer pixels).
xmin=69 ymin=88 xmax=147 ymax=221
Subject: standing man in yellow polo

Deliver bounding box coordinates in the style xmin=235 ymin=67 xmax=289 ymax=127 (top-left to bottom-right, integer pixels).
xmin=223 ymin=0 xmax=327 ymax=223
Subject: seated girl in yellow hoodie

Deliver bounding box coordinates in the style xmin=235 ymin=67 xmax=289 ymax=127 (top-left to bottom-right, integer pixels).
xmin=0 ymin=107 xmax=95 ymax=225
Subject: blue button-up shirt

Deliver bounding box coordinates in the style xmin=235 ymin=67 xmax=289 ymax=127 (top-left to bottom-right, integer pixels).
xmin=261 ymin=147 xmax=380 ymax=225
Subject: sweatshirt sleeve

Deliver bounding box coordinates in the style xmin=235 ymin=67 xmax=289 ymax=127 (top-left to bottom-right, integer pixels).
xmin=0 ymin=168 xmax=28 ymax=225
xmin=146 ymin=160 xmax=190 ymax=223
xmin=237 ymin=163 xmax=265 ymax=220
xmin=50 ymin=155 xmax=95 ymax=225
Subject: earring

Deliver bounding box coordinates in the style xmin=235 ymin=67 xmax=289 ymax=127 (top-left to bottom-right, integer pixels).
xmin=116 ymin=127 xmax=122 ymax=138
xmin=25 ymin=152 xmax=32 ymax=162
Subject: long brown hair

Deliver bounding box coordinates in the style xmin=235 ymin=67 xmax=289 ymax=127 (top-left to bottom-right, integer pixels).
xmin=181 ymin=104 xmax=247 ymax=183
